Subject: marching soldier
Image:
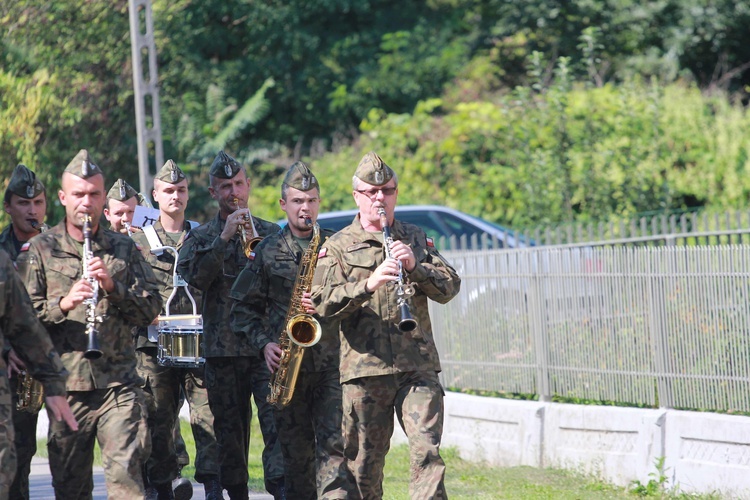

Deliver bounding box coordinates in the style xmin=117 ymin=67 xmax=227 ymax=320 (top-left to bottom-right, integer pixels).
xmin=0 ymin=248 xmax=78 ymax=498
xmin=230 ymin=162 xmax=349 ymax=499
xmin=130 ymin=161 xmax=221 ymax=499
xmin=2 ymin=164 xmax=53 ymax=499
xmin=177 ymin=151 xmax=285 ymax=499
xmin=312 ymin=152 xmax=461 ymax=499
xmin=17 ymin=149 xmax=162 ymax=498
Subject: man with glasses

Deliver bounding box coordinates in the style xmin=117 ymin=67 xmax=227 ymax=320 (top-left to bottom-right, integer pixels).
xmin=177 ymin=151 xmax=284 ymax=499
xmin=312 ymin=151 xmax=461 ymax=499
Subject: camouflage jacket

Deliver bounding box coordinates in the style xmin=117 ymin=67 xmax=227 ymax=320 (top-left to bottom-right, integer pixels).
xmin=17 ymin=219 xmax=162 ymax=391
xmin=312 ymin=214 xmax=461 ymax=383
xmin=0 ymin=249 xmax=68 ymax=396
xmin=131 ymin=219 xmax=203 ymax=350
xmin=0 ymin=224 xmax=23 ymax=262
xmin=229 ymin=225 xmax=339 ymax=372
xmin=177 ymin=213 xmax=280 ymax=357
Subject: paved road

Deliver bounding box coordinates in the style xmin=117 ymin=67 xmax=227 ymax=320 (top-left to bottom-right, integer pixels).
xmin=29 ymin=456 xmax=273 ymax=499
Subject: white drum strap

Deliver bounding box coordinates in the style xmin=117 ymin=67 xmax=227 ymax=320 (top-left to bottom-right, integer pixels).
xmin=143 ymin=224 xmax=164 ymax=255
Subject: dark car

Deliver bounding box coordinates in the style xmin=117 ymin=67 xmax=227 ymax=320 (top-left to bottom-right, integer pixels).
xmin=295 ymin=205 xmax=532 ymax=250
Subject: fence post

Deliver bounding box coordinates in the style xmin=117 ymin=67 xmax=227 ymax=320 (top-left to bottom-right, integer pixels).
xmin=528 ymin=250 xmax=551 ymax=401
xmin=647 ymin=247 xmax=673 ymax=408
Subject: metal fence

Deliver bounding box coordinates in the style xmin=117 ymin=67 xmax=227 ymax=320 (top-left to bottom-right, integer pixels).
xmin=430 ymin=244 xmax=750 ymax=412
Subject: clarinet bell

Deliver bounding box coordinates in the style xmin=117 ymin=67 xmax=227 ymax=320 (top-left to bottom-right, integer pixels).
xmin=398 ymin=303 xmax=418 ymax=333
xmin=84 ymin=326 xmax=103 ymax=360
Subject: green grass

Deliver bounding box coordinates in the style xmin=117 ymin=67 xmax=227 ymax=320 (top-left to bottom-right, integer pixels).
xmin=36 ymin=408 xmax=721 ymax=499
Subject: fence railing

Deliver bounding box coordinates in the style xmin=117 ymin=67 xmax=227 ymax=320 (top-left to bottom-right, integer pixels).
xmin=430 ymin=245 xmax=750 ymax=412
xmin=437 ymin=208 xmax=750 ymax=250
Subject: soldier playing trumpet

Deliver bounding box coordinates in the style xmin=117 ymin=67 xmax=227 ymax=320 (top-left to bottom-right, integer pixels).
xmin=177 ymin=151 xmax=284 ymax=499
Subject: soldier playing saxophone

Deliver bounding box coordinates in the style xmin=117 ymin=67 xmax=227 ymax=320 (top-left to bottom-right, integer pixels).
xmin=230 ymin=162 xmax=348 ymax=499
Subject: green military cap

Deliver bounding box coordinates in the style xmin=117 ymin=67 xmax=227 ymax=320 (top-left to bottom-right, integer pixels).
xmin=64 ymin=149 xmax=103 ymax=179
xmin=282 ymin=161 xmax=318 ymax=191
xmin=155 ymin=159 xmax=187 ymax=184
xmin=107 ymin=179 xmax=138 ymax=202
xmin=353 ymin=151 xmax=395 ymax=186
xmin=209 ymin=151 xmax=242 ymax=179
xmin=6 ymin=164 xmax=45 ymax=199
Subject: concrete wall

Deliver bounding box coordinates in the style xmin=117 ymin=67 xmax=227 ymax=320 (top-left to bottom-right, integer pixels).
xmin=391 ymin=392 xmax=750 ymax=497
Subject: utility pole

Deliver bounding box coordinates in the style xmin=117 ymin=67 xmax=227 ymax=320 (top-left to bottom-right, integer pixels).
xmin=128 ymin=0 xmax=163 ymax=201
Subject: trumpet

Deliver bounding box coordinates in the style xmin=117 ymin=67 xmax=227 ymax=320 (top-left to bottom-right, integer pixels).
xmin=232 ymin=197 xmax=262 ymax=257
xmin=378 ymin=208 xmax=418 ymax=332
xmin=82 ymin=214 xmax=103 ymax=360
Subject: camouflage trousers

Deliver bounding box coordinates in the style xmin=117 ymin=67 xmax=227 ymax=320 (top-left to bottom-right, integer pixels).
xmin=47 ymin=385 xmax=150 ymax=500
xmin=274 ymin=367 xmax=349 ymax=500
xmin=342 ymin=371 xmax=447 ymax=500
xmin=0 ymin=377 xmax=18 ymax=499
xmin=8 ymin=375 xmax=39 ymax=500
xmin=137 ymin=348 xmax=219 ymax=485
xmin=204 ymin=356 xmax=284 ymax=492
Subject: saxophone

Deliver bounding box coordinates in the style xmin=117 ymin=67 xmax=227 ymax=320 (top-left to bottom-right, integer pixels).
xmin=267 ymin=219 xmax=323 ymax=409
xmin=17 ymin=219 xmax=47 ymax=413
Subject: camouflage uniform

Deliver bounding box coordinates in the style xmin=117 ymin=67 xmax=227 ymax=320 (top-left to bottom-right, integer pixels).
xmin=0 ymin=249 xmax=68 ymax=499
xmin=177 ymin=151 xmax=283 ymax=497
xmin=312 ymin=152 xmax=461 ymax=499
xmin=132 ymin=217 xmax=220 ymax=487
xmin=1 ymin=164 xmax=47 ymax=500
xmin=16 ymin=150 xmax=162 ymax=499
xmin=229 ymin=160 xmax=348 ymax=500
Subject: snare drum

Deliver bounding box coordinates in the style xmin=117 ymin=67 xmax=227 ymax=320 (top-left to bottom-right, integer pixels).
xmin=157 ymin=314 xmax=205 ymax=368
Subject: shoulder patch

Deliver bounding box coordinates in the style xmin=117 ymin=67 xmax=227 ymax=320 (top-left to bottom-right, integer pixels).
xmin=318 ymin=247 xmax=327 ymax=259
xmin=426 ymin=237 xmax=435 ymax=248
xmin=248 ymin=251 xmax=256 ymax=261
xmin=20 ymin=242 xmax=30 ymax=252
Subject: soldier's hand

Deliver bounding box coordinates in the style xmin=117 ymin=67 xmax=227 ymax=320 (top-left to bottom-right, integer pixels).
xmin=7 ymin=348 xmax=26 ymax=378
xmin=301 ymin=292 xmax=317 ymax=315
xmin=45 ymin=395 xmax=79 ymax=431
xmin=87 ymin=256 xmax=115 ymax=294
xmin=60 ymin=279 xmax=96 ymax=313
xmin=263 ymin=342 xmax=282 ymax=373
xmin=220 ymin=208 xmax=251 ymax=242
xmin=389 ymin=240 xmax=416 ymax=272
xmin=365 ymin=259 xmax=400 ymax=292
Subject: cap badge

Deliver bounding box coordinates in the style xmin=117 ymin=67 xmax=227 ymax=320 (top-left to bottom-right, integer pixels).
xmin=26 ymin=185 xmax=34 ymax=198
xmin=170 ymin=166 xmax=178 ymax=182
xmin=224 ymin=163 xmax=232 ymax=177
xmin=374 ymin=171 xmax=384 ymax=184
xmin=301 ymin=177 xmax=310 ymax=190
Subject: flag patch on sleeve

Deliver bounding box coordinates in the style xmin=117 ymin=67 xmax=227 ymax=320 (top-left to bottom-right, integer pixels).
xmin=426 ymin=237 xmax=435 ymax=248
xmin=248 ymin=251 xmax=256 ymax=261
xmin=318 ymin=247 xmax=327 ymax=259
xmin=20 ymin=242 xmax=30 ymax=252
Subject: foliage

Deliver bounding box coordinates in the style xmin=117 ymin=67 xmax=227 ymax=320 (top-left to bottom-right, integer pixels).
xmin=630 ymin=457 xmax=669 ymax=497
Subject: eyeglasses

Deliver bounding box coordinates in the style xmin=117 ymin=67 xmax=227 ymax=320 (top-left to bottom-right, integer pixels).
xmin=355 ymin=187 xmax=397 ymax=198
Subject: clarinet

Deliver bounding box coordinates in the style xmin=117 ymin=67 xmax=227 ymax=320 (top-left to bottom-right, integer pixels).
xmin=82 ymin=214 xmax=103 ymax=360
xmin=377 ymin=208 xmax=418 ymax=332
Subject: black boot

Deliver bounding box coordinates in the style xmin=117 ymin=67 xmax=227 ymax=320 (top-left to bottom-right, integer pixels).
xmin=154 ymin=482 xmax=175 ymax=500
xmin=172 ymin=475 xmax=193 ymax=500
xmin=267 ymin=479 xmax=286 ymax=500
xmin=203 ymin=478 xmax=224 ymax=500
xmin=225 ymin=482 xmax=248 ymax=500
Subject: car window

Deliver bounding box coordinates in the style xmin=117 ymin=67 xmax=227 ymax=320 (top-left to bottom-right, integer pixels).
xmin=394 ymin=212 xmax=446 ymax=243
xmin=435 ymin=212 xmax=506 ymax=248
xmin=317 ymin=215 xmax=355 ymax=232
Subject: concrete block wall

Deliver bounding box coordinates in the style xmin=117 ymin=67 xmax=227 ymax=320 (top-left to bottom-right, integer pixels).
xmin=393 ymin=393 xmax=750 ymax=497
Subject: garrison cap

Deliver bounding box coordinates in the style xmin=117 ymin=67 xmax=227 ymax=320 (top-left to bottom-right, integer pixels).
xmin=64 ymin=149 xmax=103 ymax=179
xmin=282 ymin=161 xmax=318 ymax=192
xmin=107 ymin=179 xmax=138 ymax=202
xmin=353 ymin=151 xmax=394 ymax=186
xmin=209 ymin=151 xmax=242 ymax=179
xmin=6 ymin=164 xmax=45 ymax=199
xmin=155 ymin=159 xmax=187 ymax=184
